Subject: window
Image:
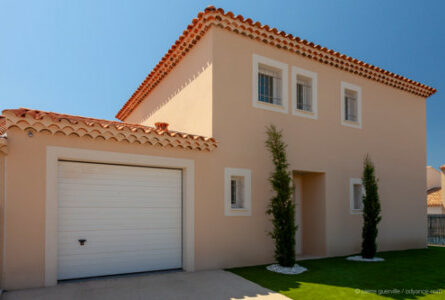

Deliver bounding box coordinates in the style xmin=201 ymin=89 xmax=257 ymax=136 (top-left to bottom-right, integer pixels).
xmin=350 ymin=178 xmax=365 ymax=213
xmin=341 ymin=81 xmax=362 ymax=128
xmin=291 ymin=67 xmax=318 ymax=119
xmin=345 ymin=89 xmax=358 ymax=122
xmin=225 ymin=168 xmax=251 ymax=216
xmin=230 ymin=176 xmax=244 ymax=209
xmin=252 ymin=54 xmax=288 ymax=113
xmin=258 ymin=67 xmax=282 ymax=105
xmin=297 ymin=76 xmax=312 ymax=111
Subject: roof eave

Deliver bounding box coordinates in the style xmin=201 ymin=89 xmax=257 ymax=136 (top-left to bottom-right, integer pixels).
xmin=116 ymin=6 xmax=437 ymax=121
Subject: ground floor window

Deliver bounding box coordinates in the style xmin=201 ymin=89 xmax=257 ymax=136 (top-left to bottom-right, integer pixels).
xmin=350 ymin=178 xmax=365 ymax=213
xmin=225 ymin=168 xmax=251 ymax=216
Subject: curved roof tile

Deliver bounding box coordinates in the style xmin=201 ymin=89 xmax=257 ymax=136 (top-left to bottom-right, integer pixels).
xmin=3 ymin=108 xmax=218 ymax=152
xmin=116 ymin=6 xmax=437 ymax=121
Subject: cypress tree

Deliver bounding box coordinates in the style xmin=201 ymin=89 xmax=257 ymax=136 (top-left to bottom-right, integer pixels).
xmin=265 ymin=125 xmax=296 ymax=266
xmin=361 ymin=155 xmax=382 ymax=258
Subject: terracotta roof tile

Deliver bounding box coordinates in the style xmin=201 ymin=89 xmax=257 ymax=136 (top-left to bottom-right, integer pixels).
xmin=3 ymin=108 xmax=217 ymax=151
xmin=428 ymin=187 xmax=443 ymax=207
xmin=0 ymin=116 xmax=6 ymax=135
xmin=115 ymin=6 xmax=437 ymax=121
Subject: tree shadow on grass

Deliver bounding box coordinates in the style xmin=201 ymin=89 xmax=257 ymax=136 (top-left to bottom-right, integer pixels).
xmin=229 ymin=247 xmax=445 ymax=300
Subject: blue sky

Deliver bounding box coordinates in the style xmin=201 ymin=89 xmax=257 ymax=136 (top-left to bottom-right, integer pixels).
xmin=1 ymin=0 xmax=444 ymax=168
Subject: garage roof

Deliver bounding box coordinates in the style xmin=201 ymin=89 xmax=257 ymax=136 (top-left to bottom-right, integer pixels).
xmin=2 ymin=108 xmax=218 ymax=152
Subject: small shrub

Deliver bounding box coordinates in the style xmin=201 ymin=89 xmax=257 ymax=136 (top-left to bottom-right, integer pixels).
xmin=361 ymin=155 xmax=382 ymax=258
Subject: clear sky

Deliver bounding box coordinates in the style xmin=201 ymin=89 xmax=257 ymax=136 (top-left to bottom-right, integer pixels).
xmin=1 ymin=0 xmax=444 ymax=168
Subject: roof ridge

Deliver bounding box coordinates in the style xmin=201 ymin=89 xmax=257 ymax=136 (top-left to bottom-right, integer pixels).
xmin=116 ymin=6 xmax=437 ymax=121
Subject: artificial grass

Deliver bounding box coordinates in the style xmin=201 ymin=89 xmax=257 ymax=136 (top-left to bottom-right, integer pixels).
xmin=229 ymin=246 xmax=445 ymax=299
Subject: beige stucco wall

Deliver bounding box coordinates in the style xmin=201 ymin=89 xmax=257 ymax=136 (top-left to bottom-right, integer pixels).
xmin=124 ymin=30 xmax=214 ymax=137
xmin=210 ymin=26 xmax=427 ymax=256
xmin=1 ymin=127 xmax=276 ymax=290
xmin=1 ymin=25 xmax=429 ymax=290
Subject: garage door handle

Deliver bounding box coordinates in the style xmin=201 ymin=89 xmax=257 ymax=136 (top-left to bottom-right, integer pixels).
xmin=78 ymin=239 xmax=87 ymax=246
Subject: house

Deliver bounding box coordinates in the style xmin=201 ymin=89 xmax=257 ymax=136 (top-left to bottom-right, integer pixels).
xmin=427 ymin=166 xmax=441 ymax=190
xmin=427 ymin=166 xmax=444 ymax=214
xmin=0 ymin=6 xmax=436 ymax=290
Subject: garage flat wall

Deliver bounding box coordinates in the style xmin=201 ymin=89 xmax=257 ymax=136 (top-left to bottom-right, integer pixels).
xmin=1 ymin=128 xmax=209 ymax=289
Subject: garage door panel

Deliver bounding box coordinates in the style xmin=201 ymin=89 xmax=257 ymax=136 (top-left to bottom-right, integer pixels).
xmin=57 ymin=184 xmax=182 ymax=198
xmin=58 ymin=229 xmax=181 ymax=255
xmin=58 ymin=249 xmax=181 ymax=280
xmin=58 ymin=190 xmax=181 ymax=208
xmin=58 ymin=259 xmax=181 ymax=280
xmin=58 ymin=208 xmax=181 ymax=231
xmin=58 ymin=180 xmax=182 ymax=192
xmin=59 ymin=248 xmax=181 ymax=264
xmin=58 ymin=165 xmax=181 ymax=184
xmin=57 ymin=161 xmax=182 ymax=280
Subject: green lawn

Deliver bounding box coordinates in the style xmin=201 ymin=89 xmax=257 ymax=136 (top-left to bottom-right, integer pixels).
xmin=229 ymin=246 xmax=445 ymax=299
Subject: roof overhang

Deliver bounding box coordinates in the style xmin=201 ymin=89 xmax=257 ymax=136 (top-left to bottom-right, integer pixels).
xmin=116 ymin=6 xmax=437 ymax=121
xmin=3 ymin=108 xmax=218 ymax=152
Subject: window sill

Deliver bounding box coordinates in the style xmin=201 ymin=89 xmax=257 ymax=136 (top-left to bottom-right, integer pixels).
xmin=293 ymin=109 xmax=317 ymax=119
xmin=342 ymin=119 xmax=361 ymax=129
xmin=253 ymin=100 xmax=288 ymax=114
xmin=226 ymin=208 xmax=251 ymax=216
xmin=350 ymin=209 xmax=363 ymax=215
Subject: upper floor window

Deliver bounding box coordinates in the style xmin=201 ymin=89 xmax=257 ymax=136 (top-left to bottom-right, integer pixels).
xmin=297 ymin=76 xmax=311 ymax=110
xmin=252 ymin=54 xmax=288 ymax=114
xmin=291 ymin=67 xmax=318 ymax=119
xmin=345 ymin=89 xmax=358 ymax=122
xmin=341 ymin=81 xmax=362 ymax=128
xmin=258 ymin=67 xmax=282 ymax=105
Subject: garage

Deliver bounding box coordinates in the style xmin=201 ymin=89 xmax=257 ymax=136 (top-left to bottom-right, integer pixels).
xmin=57 ymin=161 xmax=182 ymax=280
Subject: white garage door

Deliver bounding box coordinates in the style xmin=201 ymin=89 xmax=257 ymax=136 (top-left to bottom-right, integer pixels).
xmin=57 ymin=161 xmax=182 ymax=280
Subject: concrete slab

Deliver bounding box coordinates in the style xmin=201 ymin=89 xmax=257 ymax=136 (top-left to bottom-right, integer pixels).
xmin=2 ymin=270 xmax=289 ymax=300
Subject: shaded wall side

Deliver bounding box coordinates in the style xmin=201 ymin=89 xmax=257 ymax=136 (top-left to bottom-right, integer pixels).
xmin=124 ymin=30 xmax=214 ymax=137
xmin=302 ymin=173 xmax=326 ymax=256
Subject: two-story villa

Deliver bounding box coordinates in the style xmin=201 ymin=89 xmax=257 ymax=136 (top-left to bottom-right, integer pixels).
xmin=0 ymin=6 xmax=436 ymax=290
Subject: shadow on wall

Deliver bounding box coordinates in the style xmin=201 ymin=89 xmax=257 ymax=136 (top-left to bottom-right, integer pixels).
xmin=293 ymin=171 xmax=326 ymax=257
xmin=230 ymin=247 xmax=445 ymax=300
xmin=134 ymin=60 xmax=212 ymax=125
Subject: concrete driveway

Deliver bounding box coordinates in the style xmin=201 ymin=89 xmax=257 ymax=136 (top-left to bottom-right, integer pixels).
xmin=2 ymin=270 xmax=289 ymax=300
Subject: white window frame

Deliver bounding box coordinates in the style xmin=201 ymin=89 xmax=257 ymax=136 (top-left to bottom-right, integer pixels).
xmin=225 ymin=168 xmax=252 ymax=216
xmin=350 ymin=178 xmax=365 ymax=214
xmin=291 ymin=66 xmax=318 ymax=119
xmin=252 ymin=54 xmax=288 ymax=114
xmin=341 ymin=81 xmax=362 ymax=129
